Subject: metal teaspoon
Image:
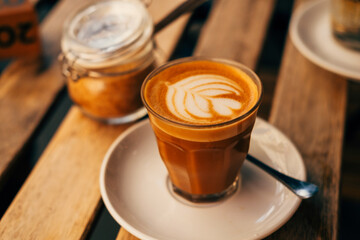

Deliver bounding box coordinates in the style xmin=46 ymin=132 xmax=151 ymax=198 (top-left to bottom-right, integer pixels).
xmin=246 ymin=154 xmax=319 ymax=199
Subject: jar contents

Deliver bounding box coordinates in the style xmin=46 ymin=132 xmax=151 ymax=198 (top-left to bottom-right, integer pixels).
xmin=66 ymin=62 xmax=156 ymax=119
xmin=61 ymin=0 xmax=155 ymax=124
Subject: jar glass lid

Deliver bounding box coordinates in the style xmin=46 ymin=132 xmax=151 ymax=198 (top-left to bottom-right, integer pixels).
xmin=62 ymin=0 xmax=153 ymax=68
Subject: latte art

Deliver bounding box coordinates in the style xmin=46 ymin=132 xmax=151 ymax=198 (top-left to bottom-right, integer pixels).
xmin=143 ymin=60 xmax=259 ymax=125
xmin=166 ymin=74 xmax=243 ymax=121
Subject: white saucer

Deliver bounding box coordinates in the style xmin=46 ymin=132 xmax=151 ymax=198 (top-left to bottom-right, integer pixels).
xmin=290 ymin=0 xmax=360 ymax=81
xmin=100 ymin=118 xmax=306 ymax=240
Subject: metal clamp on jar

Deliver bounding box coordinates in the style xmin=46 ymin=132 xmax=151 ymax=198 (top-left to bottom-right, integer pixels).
xmin=60 ymin=0 xmax=156 ymax=124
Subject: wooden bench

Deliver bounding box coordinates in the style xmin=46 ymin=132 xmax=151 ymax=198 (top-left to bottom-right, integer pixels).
xmin=0 ymin=0 xmax=349 ymax=239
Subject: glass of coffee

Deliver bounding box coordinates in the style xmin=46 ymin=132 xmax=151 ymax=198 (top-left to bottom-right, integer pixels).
xmin=141 ymin=57 xmax=262 ymax=203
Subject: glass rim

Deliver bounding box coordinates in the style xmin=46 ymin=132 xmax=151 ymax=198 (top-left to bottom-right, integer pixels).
xmin=141 ymin=56 xmax=263 ymax=129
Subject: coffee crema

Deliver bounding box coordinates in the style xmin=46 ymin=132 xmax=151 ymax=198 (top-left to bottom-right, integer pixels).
xmin=144 ymin=60 xmax=258 ymax=125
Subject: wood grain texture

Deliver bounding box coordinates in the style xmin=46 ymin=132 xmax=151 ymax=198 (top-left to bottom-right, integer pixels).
xmin=265 ymin=1 xmax=347 ymax=239
xmin=0 ymin=0 xmax=77 ymax=185
xmin=194 ymin=0 xmax=275 ymax=69
xmin=0 ymin=108 xmax=128 ymax=239
xmin=116 ymin=228 xmax=140 ymax=240
xmin=0 ymin=0 xmax=189 ymax=239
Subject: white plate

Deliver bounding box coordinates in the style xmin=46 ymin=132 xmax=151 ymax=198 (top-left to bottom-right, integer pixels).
xmin=100 ymin=118 xmax=306 ymax=240
xmin=290 ymin=0 xmax=360 ymax=81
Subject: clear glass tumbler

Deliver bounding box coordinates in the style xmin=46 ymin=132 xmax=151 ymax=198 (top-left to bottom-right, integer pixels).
xmin=141 ymin=57 xmax=263 ymax=203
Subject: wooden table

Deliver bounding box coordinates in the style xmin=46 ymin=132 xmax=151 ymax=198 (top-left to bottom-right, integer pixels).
xmin=0 ymin=0 xmax=351 ymax=239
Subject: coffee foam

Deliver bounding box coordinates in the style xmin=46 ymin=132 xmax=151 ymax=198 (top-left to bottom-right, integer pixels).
xmin=166 ymin=74 xmax=243 ymax=122
xmin=144 ymin=60 xmax=259 ymax=125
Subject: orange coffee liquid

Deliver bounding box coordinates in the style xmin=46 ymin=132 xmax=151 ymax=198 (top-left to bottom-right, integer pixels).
xmin=143 ymin=60 xmax=260 ymax=197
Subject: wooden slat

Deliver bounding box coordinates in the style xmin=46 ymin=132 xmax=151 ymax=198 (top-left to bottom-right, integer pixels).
xmin=117 ymin=0 xmax=277 ymax=239
xmin=0 ymin=0 xmax=189 ymax=239
xmin=194 ymin=0 xmax=275 ymax=69
xmin=0 ymin=0 xmax=80 ymax=184
xmin=265 ymin=0 xmax=347 ymax=239
xmin=0 ymin=108 xmax=126 ymax=239
xmin=116 ymin=228 xmax=140 ymax=240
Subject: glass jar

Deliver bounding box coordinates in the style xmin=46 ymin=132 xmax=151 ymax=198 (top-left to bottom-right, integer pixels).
xmin=60 ymin=0 xmax=156 ymax=124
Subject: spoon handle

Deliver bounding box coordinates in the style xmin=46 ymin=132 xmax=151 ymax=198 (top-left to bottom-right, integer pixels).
xmin=246 ymin=154 xmax=318 ymax=199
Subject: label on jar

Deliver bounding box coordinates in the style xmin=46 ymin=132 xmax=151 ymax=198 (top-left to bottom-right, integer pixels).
xmin=0 ymin=0 xmax=41 ymax=58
